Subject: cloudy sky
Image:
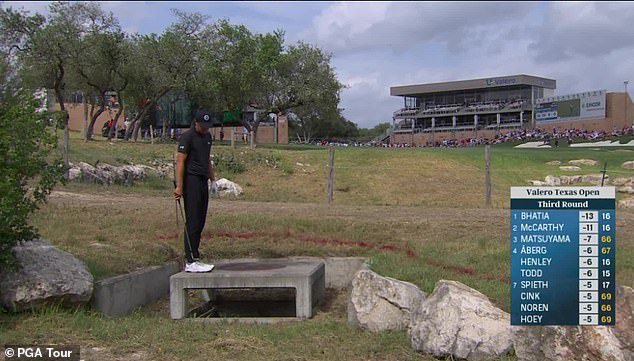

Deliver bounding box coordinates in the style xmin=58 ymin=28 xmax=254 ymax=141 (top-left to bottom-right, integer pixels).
xmin=4 ymin=1 xmax=634 ymax=128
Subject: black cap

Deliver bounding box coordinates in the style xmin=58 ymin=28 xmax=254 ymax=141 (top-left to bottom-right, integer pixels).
xmin=194 ymin=109 xmax=213 ymax=128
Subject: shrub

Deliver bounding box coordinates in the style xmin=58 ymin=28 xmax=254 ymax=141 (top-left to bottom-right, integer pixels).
xmin=0 ymin=92 xmax=65 ymax=270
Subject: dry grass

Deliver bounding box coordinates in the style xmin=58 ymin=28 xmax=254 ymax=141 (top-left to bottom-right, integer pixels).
xmin=3 ymin=132 xmax=633 ymax=360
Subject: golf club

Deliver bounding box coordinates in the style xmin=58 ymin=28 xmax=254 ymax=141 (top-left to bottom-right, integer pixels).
xmin=176 ymin=197 xmax=194 ymax=261
xmin=173 ymin=154 xmax=178 ymax=227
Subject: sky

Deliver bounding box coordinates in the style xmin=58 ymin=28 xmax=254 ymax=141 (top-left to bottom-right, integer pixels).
xmin=3 ymin=1 xmax=634 ymax=129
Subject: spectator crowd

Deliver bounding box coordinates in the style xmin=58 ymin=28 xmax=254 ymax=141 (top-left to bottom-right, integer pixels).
xmin=388 ymin=125 xmax=634 ymax=148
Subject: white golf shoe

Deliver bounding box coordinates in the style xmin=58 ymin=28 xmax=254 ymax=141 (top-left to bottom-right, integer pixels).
xmin=185 ymin=261 xmax=214 ymax=273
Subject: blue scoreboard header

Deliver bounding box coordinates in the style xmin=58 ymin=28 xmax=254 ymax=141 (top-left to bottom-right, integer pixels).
xmin=511 ymin=187 xmax=615 ymax=326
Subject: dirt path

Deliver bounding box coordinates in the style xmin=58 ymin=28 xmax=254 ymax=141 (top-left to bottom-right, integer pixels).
xmin=50 ymin=189 xmax=634 ymax=230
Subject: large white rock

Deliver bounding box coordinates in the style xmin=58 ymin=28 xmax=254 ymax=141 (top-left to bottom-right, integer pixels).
xmin=409 ymin=280 xmax=512 ymax=360
xmin=618 ymin=186 xmax=634 ymax=194
xmin=559 ymin=175 xmax=583 ymax=185
xmin=612 ymin=177 xmax=634 ymax=187
xmin=513 ymin=326 xmax=631 ymax=361
xmin=0 ymin=239 xmax=93 ymax=312
xmin=155 ymin=163 xmax=174 ymax=180
xmin=212 ymin=178 xmax=243 ymax=197
xmin=560 ymin=166 xmax=582 ymax=171
xmin=347 ymin=270 xmax=425 ymax=332
xmin=77 ymin=162 xmax=113 ymax=184
xmin=582 ymin=174 xmax=609 ymax=185
xmin=96 ymin=163 xmax=146 ymax=185
xmin=569 ymin=159 xmax=599 ymax=166
xmin=622 ymin=161 xmax=634 ymax=170
xmin=513 ymin=287 xmax=634 ymax=361
xmin=67 ymin=166 xmax=81 ymax=181
xmin=620 ymin=198 xmax=634 ymax=209
xmin=544 ymin=175 xmax=561 ymax=186
xmin=615 ymin=286 xmax=634 ymax=355
xmin=528 ymin=180 xmax=548 ymax=186
xmin=120 ymin=165 xmax=146 ymax=180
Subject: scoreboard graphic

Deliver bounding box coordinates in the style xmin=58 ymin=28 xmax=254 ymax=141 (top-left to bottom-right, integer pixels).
xmin=510 ymin=187 xmax=615 ymax=326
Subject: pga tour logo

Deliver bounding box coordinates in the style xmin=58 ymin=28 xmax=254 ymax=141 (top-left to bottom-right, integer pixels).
xmin=204 ymin=114 xmax=210 ymax=121
xmin=179 ymin=145 xmax=185 ymax=150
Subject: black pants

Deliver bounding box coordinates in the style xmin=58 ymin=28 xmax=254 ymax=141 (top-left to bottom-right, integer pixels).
xmin=183 ymin=174 xmax=209 ymax=263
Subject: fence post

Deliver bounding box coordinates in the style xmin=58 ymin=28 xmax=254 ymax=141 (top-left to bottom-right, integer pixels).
xmin=231 ymin=127 xmax=235 ymax=148
xmin=485 ymin=145 xmax=491 ymax=207
xmin=327 ymin=146 xmax=335 ymax=205
xmin=250 ymin=130 xmax=254 ymax=148
xmin=150 ymin=125 xmax=154 ymax=144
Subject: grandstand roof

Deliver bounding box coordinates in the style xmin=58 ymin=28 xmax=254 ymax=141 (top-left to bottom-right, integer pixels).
xmin=390 ymin=74 xmax=556 ymax=96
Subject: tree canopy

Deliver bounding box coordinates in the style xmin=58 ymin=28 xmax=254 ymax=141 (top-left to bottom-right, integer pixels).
xmin=1 ymin=2 xmax=368 ymax=141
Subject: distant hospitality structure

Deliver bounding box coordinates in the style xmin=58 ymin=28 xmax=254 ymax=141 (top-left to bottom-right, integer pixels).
xmin=390 ymin=74 xmax=633 ymax=146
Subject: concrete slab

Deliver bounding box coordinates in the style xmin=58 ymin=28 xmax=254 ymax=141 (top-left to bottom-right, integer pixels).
xmin=93 ymin=261 xmax=180 ymax=316
xmin=170 ymin=259 xmax=325 ymax=320
xmin=289 ymin=256 xmax=368 ymax=289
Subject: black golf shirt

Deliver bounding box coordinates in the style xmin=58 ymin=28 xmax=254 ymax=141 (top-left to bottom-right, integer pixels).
xmin=178 ymin=126 xmax=212 ymax=177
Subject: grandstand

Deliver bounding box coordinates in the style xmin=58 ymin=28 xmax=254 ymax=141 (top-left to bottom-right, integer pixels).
xmin=389 ymin=75 xmax=633 ymax=146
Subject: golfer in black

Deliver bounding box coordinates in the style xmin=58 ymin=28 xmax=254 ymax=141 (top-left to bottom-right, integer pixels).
xmin=174 ymin=110 xmax=215 ymax=272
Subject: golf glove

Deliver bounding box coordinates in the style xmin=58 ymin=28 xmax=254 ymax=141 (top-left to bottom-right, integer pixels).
xmin=211 ymin=180 xmax=218 ymax=194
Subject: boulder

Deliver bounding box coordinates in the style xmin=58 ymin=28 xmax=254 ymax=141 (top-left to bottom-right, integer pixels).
xmin=618 ymin=186 xmax=634 ymax=194
xmin=619 ymin=198 xmax=634 ymax=209
xmin=614 ymin=286 xmax=634 ymax=357
xmin=155 ymin=163 xmax=174 ymax=180
xmin=569 ymin=159 xmax=599 ymax=166
xmin=546 ymin=161 xmax=562 ymax=166
xmin=120 ymin=165 xmax=146 ymax=180
xmin=544 ymin=175 xmax=561 ymax=186
xmin=0 ymin=239 xmax=93 ymax=312
xmin=213 ymin=178 xmax=243 ymax=197
xmin=117 ymin=165 xmax=145 ymax=185
xmin=513 ymin=326 xmax=631 ymax=361
xmin=615 ymin=286 xmax=634 ymax=353
xmin=78 ymin=162 xmax=114 ymax=185
xmin=560 ymin=166 xmax=582 ymax=171
xmin=513 ymin=286 xmax=634 ymax=361
xmin=348 ymin=270 xmax=425 ymax=332
xmin=582 ymin=174 xmax=609 ymax=185
xmin=559 ymin=175 xmax=583 ymax=185
xmin=611 ymin=177 xmax=634 ymax=187
xmin=67 ymin=166 xmax=81 ymax=181
xmin=409 ymin=280 xmax=512 ymax=360
xmin=95 ymin=163 xmax=146 ymax=185
xmin=528 ymin=180 xmax=548 ymax=186
xmin=622 ymin=161 xmax=634 ymax=170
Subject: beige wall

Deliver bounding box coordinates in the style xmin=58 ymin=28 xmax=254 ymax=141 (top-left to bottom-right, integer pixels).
xmin=390 ymin=92 xmax=634 ymax=146
xmin=209 ymin=114 xmax=288 ymax=145
xmin=54 ymin=103 xmax=125 ymax=136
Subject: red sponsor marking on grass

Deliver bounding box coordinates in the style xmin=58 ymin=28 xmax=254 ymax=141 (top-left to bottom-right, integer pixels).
xmin=158 ymin=230 xmax=504 ymax=282
xmin=161 ymin=229 xmax=417 ymax=257
xmin=425 ymin=259 xmax=509 ymax=283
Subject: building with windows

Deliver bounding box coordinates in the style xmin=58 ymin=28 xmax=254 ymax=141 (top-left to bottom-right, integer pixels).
xmin=390 ymin=74 xmax=633 ymax=146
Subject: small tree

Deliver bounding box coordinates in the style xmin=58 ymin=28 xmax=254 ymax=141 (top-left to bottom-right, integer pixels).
xmin=0 ymin=92 xmax=65 ymax=270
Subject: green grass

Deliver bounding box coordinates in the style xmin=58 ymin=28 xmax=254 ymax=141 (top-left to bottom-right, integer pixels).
xmin=57 ymin=130 xmax=634 ymax=207
xmin=2 ymin=130 xmax=633 ymax=360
